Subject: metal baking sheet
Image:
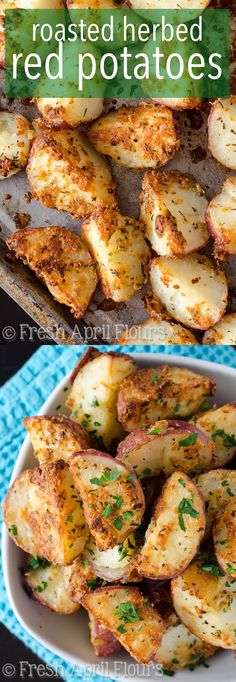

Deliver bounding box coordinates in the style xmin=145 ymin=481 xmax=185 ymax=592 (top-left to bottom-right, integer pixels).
xmin=0 ymin=0 xmax=236 ymax=344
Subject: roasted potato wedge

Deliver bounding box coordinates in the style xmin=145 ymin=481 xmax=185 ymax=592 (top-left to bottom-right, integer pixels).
xmin=195 ymin=469 xmax=236 ymax=538
xmin=3 ymin=461 xmax=89 ymax=564
xmin=63 ymin=555 xmax=104 ymax=603
xmin=172 ymin=554 xmax=236 ymax=649
xmin=117 ymin=365 xmax=216 ymax=432
xmin=131 ymin=0 xmax=210 ymax=10
xmin=89 ymin=615 xmax=121 ymax=657
xmin=35 ymin=97 xmax=104 ymax=128
xmin=118 ymin=317 xmax=198 ymax=345
xmin=203 ymin=314 xmax=236 ymax=345
xmin=88 ymin=104 xmax=180 ymax=169
xmin=27 ymin=129 xmax=116 ymax=219
xmin=6 ymin=227 xmax=97 ymax=319
xmin=150 ymin=254 xmax=228 ymax=330
xmin=206 ymin=177 xmax=236 ymax=259
xmin=24 ymin=564 xmax=79 ymax=614
xmin=82 ymin=585 xmax=163 ymax=664
xmin=208 ymin=98 xmax=236 ymax=170
xmin=137 ymin=471 xmax=205 ymax=580
xmin=69 ymin=449 xmax=145 ymax=550
xmin=66 ymin=349 xmax=136 ymax=449
xmin=154 ymin=609 xmax=217 ymax=671
xmin=213 ymin=501 xmax=236 ymax=578
xmin=150 ymin=97 xmax=203 ymax=110
xmin=80 ymin=209 xmax=150 ymax=302
xmin=195 ymin=403 xmax=236 ymax=467
xmin=0 ymin=111 xmax=35 ymax=179
xmin=85 ymin=533 xmax=140 ymax=582
xmin=23 ymin=415 xmax=91 ymax=465
xmin=140 ymin=171 xmax=209 ymax=257
xmin=117 ymin=420 xmax=215 ymax=478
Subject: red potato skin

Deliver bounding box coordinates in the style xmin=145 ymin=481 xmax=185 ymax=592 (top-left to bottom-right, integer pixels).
xmin=117 ymin=420 xmax=210 ymax=460
xmin=142 ymin=579 xmax=173 ymax=619
xmin=89 ymin=616 xmax=122 ymax=656
xmin=69 ymin=347 xmax=136 ymax=385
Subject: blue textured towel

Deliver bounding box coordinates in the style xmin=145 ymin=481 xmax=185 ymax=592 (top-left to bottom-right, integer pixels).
xmin=1 ymin=344 xmax=236 ymax=681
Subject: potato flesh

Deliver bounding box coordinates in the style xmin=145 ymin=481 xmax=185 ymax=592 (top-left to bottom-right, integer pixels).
xmin=172 ymin=557 xmax=236 ymax=648
xmin=117 ymin=420 xmax=215 ymax=477
xmin=25 ymin=564 xmax=79 ymax=614
xmin=208 ymin=98 xmax=236 ymax=170
xmin=23 ymin=415 xmax=91 ymax=465
xmin=27 ymin=130 xmax=116 ymax=219
xmin=195 ymin=469 xmax=236 ymax=538
xmin=117 ymin=365 xmax=216 ymax=431
xmin=63 ymin=555 xmax=99 ymax=603
xmin=206 ymin=177 xmax=236 ymax=258
xmin=203 ymin=314 xmax=236 ymax=345
xmin=82 ymin=586 xmax=163 ymax=663
xmin=6 ymin=226 xmax=97 ymax=319
xmin=0 ymin=112 xmax=34 ymax=178
xmin=118 ymin=317 xmax=198 ymax=345
xmin=154 ymin=610 xmax=216 ymax=671
xmin=137 ymin=471 xmax=205 ymax=580
xmin=85 ymin=534 xmax=140 ymax=582
xmin=151 ymin=97 xmax=202 ymax=110
xmin=88 ymin=104 xmax=180 ymax=169
xmin=36 ymin=97 xmax=104 ymax=127
xmin=196 ymin=404 xmax=236 ymax=468
xmin=214 ymin=501 xmax=236 ymax=578
xmin=131 ymin=0 xmax=210 ymax=9
xmin=66 ymin=352 xmax=136 ymax=449
xmin=81 ymin=209 xmax=150 ymax=302
xmin=141 ymin=171 xmax=209 ymax=257
xmin=3 ymin=462 xmax=89 ymax=564
xmin=150 ymin=254 xmax=228 ymax=330
xmin=69 ymin=451 xmax=145 ymax=550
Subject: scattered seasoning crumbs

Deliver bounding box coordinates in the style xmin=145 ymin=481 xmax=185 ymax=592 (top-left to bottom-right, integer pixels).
xmin=179 ymin=433 xmax=198 ymax=447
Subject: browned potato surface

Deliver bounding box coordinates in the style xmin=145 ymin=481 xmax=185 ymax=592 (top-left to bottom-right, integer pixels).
xmin=150 ymin=97 xmax=203 ymax=109
xmin=195 ymin=403 xmax=236 ymax=467
xmin=208 ymin=98 xmax=236 ymax=170
xmin=172 ymin=554 xmax=236 ymax=648
xmin=82 ymin=585 xmax=163 ymax=663
xmin=206 ymin=177 xmax=236 ymax=258
xmin=213 ymin=501 xmax=236 ymax=578
xmin=63 ymin=555 xmax=103 ymax=603
xmin=88 ymin=104 xmax=180 ymax=169
xmin=81 ymin=209 xmax=150 ymax=302
xmin=141 ymin=171 xmax=209 ymax=257
xmin=118 ymin=317 xmax=198 ymax=345
xmin=203 ymin=314 xmax=236 ymax=345
xmin=0 ymin=111 xmax=35 ymax=179
xmin=3 ymin=461 xmax=89 ymax=564
xmin=6 ymin=226 xmax=97 ymax=319
xmin=23 ymin=415 xmax=91 ymax=465
xmin=27 ymin=130 xmax=116 ymax=219
xmin=154 ymin=609 xmax=216 ymax=671
xmin=35 ymin=97 xmax=104 ymax=128
xmin=137 ymin=471 xmax=205 ymax=580
xmin=69 ymin=449 xmax=145 ymax=550
xmin=117 ymin=365 xmax=215 ymax=431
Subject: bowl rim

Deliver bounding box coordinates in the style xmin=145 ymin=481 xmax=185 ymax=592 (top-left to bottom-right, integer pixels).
xmin=2 ymin=351 xmax=236 ymax=678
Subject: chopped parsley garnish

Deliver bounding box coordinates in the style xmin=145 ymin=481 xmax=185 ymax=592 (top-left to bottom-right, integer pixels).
xmin=87 ymin=578 xmax=101 ymax=591
xmin=127 ymin=473 xmax=134 ymax=482
xmin=92 ymin=397 xmax=99 ymax=407
xmin=34 ymin=581 xmax=48 ymax=593
xmin=116 ymin=602 xmax=140 ymax=623
xmin=138 ymin=467 xmax=152 ymax=479
xmin=123 ymin=511 xmax=134 ymax=520
xmin=199 ymin=400 xmax=210 ymax=411
xmin=178 ymin=478 xmax=186 ymax=488
xmin=174 ymin=404 xmax=180 ymax=413
xmin=201 ymin=555 xmax=224 ymax=577
xmin=90 ymin=469 xmax=120 ymax=487
xmin=113 ymin=517 xmax=123 ymax=530
xmin=211 ymin=429 xmax=236 ymax=449
xmin=179 ymin=433 xmax=198 ymax=447
xmin=178 ymin=496 xmax=199 ymax=532
xmin=118 ymin=544 xmax=128 ymax=562
xmin=27 ymin=556 xmax=51 ymax=570
xmin=113 ymin=496 xmax=123 ymax=510
xmin=9 ymin=524 xmax=17 ymax=536
xmin=162 ymin=670 xmax=175 ymax=677
xmin=148 ymin=427 xmax=161 ymax=436
xmin=226 ymin=563 xmax=235 ymax=575
xmin=117 ymin=624 xmax=126 ymax=633
xmin=81 ymin=417 xmax=90 ymax=428
xmin=151 ymin=374 xmax=159 ymax=385
xmin=102 ymin=504 xmax=113 ymax=519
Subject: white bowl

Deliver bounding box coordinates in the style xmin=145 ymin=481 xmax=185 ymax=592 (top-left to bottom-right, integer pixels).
xmin=2 ymin=352 xmax=236 ymax=681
